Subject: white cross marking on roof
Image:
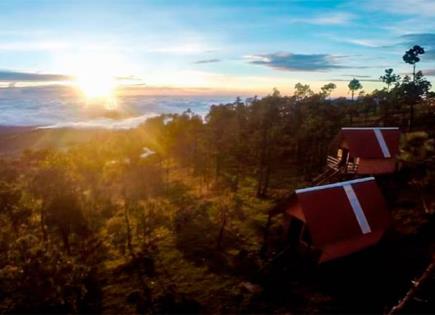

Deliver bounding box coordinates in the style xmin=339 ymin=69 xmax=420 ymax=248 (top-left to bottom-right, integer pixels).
xmin=343 ymin=184 xmax=371 ymax=234
xmin=295 ymin=177 xmax=375 ymax=194
xmin=341 ymin=127 xmax=399 ymax=130
xmin=373 ymin=128 xmax=391 ymax=158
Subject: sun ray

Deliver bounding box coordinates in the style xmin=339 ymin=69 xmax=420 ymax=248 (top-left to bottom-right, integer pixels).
xmin=58 ymin=53 xmax=127 ymax=110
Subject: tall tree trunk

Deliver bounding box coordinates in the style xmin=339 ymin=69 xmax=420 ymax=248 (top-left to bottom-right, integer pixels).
xmin=61 ymin=230 xmax=71 ymax=255
xmin=261 ymin=158 xmax=271 ymax=197
xmin=40 ymin=207 xmax=48 ymax=242
xmin=124 ymin=202 xmax=133 ymax=255
xmin=260 ymin=212 xmax=273 ymax=258
xmin=141 ymin=211 xmax=147 ymax=243
xmin=216 ymin=210 xmax=227 ymax=250
xmin=413 ymin=64 xmax=416 ymax=82
xmin=215 ymin=153 xmax=221 ymax=181
xmin=383 ymin=100 xmax=390 ymax=125
xmin=256 ymin=168 xmax=264 ymax=197
xmin=166 ymin=158 xmax=170 ymax=193
xmin=257 ymin=128 xmax=268 ymax=198
xmin=192 ymin=132 xmax=198 ymax=176
xmin=409 ymin=102 xmax=415 ymax=131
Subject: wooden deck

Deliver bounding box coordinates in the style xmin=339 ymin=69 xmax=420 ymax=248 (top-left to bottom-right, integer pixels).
xmin=327 ymin=155 xmax=358 ymax=174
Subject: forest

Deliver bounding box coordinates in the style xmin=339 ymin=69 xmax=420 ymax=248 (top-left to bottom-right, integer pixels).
xmin=0 ymin=46 xmax=434 ymax=314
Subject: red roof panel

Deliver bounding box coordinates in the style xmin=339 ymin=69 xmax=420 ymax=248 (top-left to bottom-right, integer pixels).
xmin=352 ymin=180 xmax=391 ymax=230
xmin=320 ymin=230 xmax=385 ymax=262
xmin=339 ymin=127 xmax=400 ymax=159
xmin=296 ymin=186 xmax=361 ymax=247
xmin=291 ymin=177 xmax=391 ymax=262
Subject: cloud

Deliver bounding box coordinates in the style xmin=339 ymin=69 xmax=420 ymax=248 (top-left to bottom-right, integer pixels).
xmin=422 ymin=69 xmax=435 ymax=76
xmin=401 ymin=33 xmax=435 ymax=46
xmin=330 ymin=78 xmax=381 ymax=82
xmin=146 ymin=43 xmax=210 ymax=54
xmin=342 ymin=74 xmax=372 ymax=78
xmin=0 ymin=70 xmax=71 ymax=82
xmin=365 ymin=0 xmax=435 ymax=17
xmin=289 ymin=12 xmax=353 ymax=25
xmin=37 ymin=114 xmax=158 ymax=130
xmin=194 ymin=59 xmax=221 ymax=64
xmin=344 ymin=39 xmax=394 ymax=48
xmin=342 ymin=33 xmax=435 ymax=60
xmin=246 ymin=52 xmax=347 ymax=71
xmin=400 ymin=33 xmax=435 ymax=60
xmin=0 ymin=41 xmax=69 ymax=51
xmin=0 ymin=85 xmax=238 ymax=126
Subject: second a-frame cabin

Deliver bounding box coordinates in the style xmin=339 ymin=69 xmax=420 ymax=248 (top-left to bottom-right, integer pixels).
xmin=327 ymin=127 xmax=401 ymax=175
xmin=285 ymin=177 xmax=391 ymax=263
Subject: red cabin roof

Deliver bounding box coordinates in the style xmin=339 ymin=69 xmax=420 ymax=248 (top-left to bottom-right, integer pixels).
xmin=338 ymin=127 xmax=400 ymax=159
xmin=288 ymin=177 xmax=391 ymax=262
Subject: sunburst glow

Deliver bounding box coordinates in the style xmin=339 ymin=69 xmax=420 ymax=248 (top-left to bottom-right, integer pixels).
xmin=74 ymin=67 xmax=118 ymax=110
xmin=63 ymin=54 xmax=125 ymax=110
xmin=75 ymin=72 xmax=116 ymax=99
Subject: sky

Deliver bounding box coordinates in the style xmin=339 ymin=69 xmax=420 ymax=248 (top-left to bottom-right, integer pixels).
xmin=0 ymin=0 xmax=434 ymax=97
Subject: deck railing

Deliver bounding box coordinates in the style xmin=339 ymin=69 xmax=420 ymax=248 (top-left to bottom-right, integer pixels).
xmin=327 ymin=155 xmax=359 ymax=173
xmin=347 ymin=162 xmax=358 ymax=173
xmin=327 ymin=155 xmax=340 ymax=170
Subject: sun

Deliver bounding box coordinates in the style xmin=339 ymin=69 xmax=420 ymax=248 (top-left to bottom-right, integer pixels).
xmin=67 ymin=54 xmax=123 ymax=110
xmin=57 ymin=52 xmax=134 ymax=110
xmin=76 ymin=71 xmax=116 ymax=99
xmin=74 ymin=68 xmax=119 ymax=110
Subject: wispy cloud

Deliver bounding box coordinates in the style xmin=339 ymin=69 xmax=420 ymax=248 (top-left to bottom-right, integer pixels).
xmin=38 ymin=114 xmax=158 ymax=130
xmin=422 ymin=69 xmax=435 ymax=76
xmin=400 ymin=33 xmax=435 ymax=60
xmin=0 ymin=41 xmax=69 ymax=51
xmin=0 ymin=70 xmax=71 ymax=82
xmin=289 ymin=12 xmax=354 ymax=25
xmin=365 ymin=0 xmax=435 ymax=17
xmin=194 ymin=59 xmax=221 ymax=64
xmin=344 ymin=39 xmax=391 ymax=48
xmin=246 ymin=52 xmax=348 ymax=71
xmin=330 ymin=78 xmax=380 ymax=82
xmin=339 ymin=33 xmax=435 ymax=60
xmin=401 ymin=33 xmax=435 ymax=46
xmin=342 ymin=74 xmax=372 ymax=78
xmin=145 ymin=42 xmax=211 ymax=55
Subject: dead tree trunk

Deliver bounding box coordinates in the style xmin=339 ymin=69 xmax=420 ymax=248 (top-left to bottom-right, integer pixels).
xmin=124 ymin=202 xmax=134 ymax=255
xmin=260 ymin=211 xmax=273 ymax=258
xmin=40 ymin=207 xmax=48 ymax=242
xmin=387 ymin=259 xmax=435 ymax=315
xmin=216 ymin=209 xmax=227 ymax=250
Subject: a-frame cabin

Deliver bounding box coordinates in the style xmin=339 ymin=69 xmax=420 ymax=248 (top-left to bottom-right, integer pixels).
xmin=327 ymin=127 xmax=401 ymax=175
xmin=284 ymin=177 xmax=391 ymax=263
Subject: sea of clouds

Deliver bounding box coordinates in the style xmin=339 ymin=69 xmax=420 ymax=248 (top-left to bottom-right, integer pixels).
xmin=0 ymin=87 xmax=239 ymax=129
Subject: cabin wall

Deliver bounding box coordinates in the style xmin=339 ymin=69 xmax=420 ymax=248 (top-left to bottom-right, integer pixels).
xmin=287 ymin=200 xmax=305 ymax=221
xmin=319 ymin=230 xmax=385 ymax=262
xmin=357 ymin=158 xmax=397 ymax=174
xmin=339 ymin=140 xmax=350 ymax=151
